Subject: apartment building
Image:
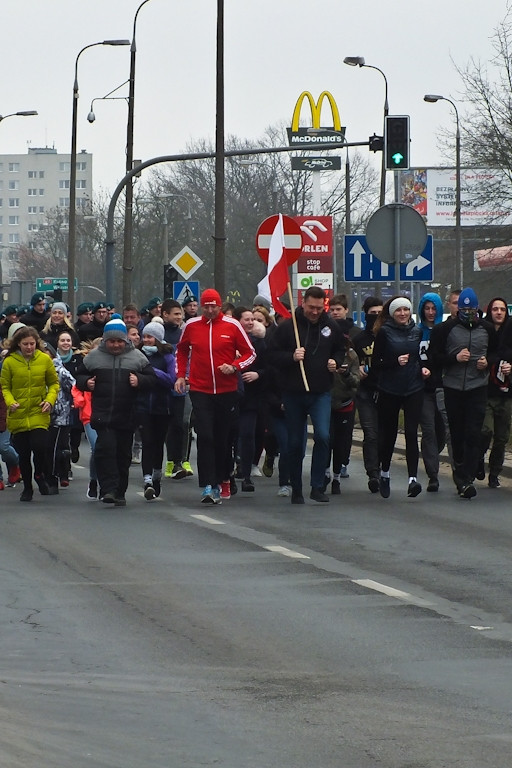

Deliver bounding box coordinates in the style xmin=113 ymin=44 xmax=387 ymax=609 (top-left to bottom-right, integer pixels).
xmin=0 ymin=147 xmax=92 ymax=283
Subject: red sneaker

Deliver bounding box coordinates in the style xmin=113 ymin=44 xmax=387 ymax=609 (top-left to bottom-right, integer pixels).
xmin=0 ymin=481 xmax=5 ymax=491
xmin=60 ymin=479 xmax=70 ymax=488
xmin=220 ymin=480 xmax=231 ymax=499
xmin=8 ymin=465 xmax=21 ymax=485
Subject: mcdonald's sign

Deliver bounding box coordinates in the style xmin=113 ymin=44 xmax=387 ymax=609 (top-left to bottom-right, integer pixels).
xmin=287 ymin=91 xmax=346 ymax=146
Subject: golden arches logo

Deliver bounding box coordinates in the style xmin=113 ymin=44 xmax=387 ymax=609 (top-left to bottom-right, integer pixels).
xmin=291 ymin=91 xmax=341 ymax=132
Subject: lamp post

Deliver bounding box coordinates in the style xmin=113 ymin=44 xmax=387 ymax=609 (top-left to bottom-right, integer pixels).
xmin=123 ymin=0 xmax=153 ymax=308
xmin=424 ymin=94 xmax=462 ymax=288
xmin=344 ymin=56 xmax=388 ymax=207
xmin=68 ymin=39 xmax=129 ymax=317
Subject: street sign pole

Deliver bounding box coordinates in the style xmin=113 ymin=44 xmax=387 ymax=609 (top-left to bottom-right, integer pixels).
xmin=394 ymin=203 xmax=401 ymax=295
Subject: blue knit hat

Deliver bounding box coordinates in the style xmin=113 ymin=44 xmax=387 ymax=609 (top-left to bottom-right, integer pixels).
xmin=103 ymin=317 xmax=127 ymax=341
xmin=458 ymin=287 xmax=478 ymax=310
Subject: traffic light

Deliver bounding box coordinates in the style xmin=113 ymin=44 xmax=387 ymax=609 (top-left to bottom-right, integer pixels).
xmin=385 ymin=115 xmax=410 ymax=170
xmin=163 ymin=265 xmax=178 ymax=299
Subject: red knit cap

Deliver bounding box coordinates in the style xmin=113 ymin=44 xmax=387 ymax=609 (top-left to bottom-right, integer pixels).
xmin=200 ymin=288 xmax=222 ymax=307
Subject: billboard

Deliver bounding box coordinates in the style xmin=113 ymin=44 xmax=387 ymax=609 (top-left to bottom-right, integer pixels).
xmin=400 ymin=168 xmax=512 ymax=227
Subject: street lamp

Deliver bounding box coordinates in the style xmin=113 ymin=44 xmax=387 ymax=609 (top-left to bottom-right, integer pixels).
xmin=87 ymin=81 xmax=129 ymax=122
xmin=424 ymin=94 xmax=462 ymax=288
xmin=67 ymin=39 xmax=130 ymax=317
xmin=0 ymin=110 xmax=38 ymax=123
xmin=124 ymin=0 xmax=154 ymax=308
xmin=344 ymin=56 xmax=388 ymax=206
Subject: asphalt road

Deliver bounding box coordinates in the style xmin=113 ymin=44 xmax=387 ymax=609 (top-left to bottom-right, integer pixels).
xmin=1 ymin=439 xmax=512 ymax=767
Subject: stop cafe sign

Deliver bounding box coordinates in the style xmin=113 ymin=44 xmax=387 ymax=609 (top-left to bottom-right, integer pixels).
xmin=255 ymin=214 xmax=304 ymax=266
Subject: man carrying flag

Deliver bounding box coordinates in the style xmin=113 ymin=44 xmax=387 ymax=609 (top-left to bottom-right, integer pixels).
xmin=268 ymin=285 xmax=345 ymax=505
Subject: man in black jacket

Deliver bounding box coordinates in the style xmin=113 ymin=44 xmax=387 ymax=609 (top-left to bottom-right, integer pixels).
xmin=429 ymin=287 xmax=497 ymax=499
xmin=76 ymin=317 xmax=156 ymax=505
xmin=268 ymin=286 xmax=345 ymax=504
xmin=23 ymin=293 xmax=49 ymax=333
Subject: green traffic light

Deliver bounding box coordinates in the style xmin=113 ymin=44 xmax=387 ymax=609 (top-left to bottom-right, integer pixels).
xmin=392 ymin=152 xmax=404 ymax=165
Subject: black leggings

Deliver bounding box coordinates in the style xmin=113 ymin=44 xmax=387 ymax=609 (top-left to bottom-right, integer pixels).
xmin=11 ymin=429 xmax=48 ymax=490
xmin=377 ymin=389 xmax=423 ymax=476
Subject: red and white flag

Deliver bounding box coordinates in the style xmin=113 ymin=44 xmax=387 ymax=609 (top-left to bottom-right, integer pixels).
xmin=257 ymin=213 xmax=291 ymax=318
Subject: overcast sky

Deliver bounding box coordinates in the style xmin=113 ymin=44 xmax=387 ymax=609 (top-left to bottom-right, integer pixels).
xmin=1 ymin=1 xmax=508 ymax=196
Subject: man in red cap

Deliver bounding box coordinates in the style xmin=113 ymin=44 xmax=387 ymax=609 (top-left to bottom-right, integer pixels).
xmin=175 ymin=288 xmax=255 ymax=504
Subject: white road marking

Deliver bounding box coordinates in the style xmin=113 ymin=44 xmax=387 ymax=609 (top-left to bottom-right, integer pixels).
xmin=264 ymin=545 xmax=310 ymax=559
xmin=352 ymin=578 xmax=413 ymax=601
xmin=190 ymin=514 xmax=225 ymax=525
xmin=470 ymin=625 xmax=494 ymax=631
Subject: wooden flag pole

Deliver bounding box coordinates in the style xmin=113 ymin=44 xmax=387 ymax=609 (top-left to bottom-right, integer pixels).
xmin=287 ymin=281 xmax=309 ymax=392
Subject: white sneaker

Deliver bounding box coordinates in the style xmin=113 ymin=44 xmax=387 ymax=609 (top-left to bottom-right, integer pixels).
xmin=251 ymin=464 xmax=262 ymax=477
xmin=277 ymin=485 xmax=291 ymax=497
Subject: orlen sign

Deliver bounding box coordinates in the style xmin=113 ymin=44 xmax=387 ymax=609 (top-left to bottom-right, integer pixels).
xmin=295 ymin=216 xmax=333 ymax=278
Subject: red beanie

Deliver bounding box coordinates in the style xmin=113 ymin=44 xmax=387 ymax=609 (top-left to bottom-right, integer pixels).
xmin=200 ymin=288 xmax=222 ymax=307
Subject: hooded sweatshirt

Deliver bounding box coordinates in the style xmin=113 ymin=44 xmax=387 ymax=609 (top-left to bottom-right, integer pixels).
xmin=417 ymin=292 xmax=444 ymax=389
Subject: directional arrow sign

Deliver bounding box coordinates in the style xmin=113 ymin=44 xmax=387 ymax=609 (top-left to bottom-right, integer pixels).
xmin=349 ymin=239 xmax=366 ymax=278
xmin=344 ymin=234 xmax=433 ymax=282
xmin=391 ymin=152 xmax=404 ymax=166
xmin=405 ymin=254 xmax=430 ymax=277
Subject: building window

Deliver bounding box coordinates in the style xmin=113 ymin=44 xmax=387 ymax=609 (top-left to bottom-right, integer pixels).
xmin=76 ymin=179 xmax=87 ymax=189
xmin=28 ymin=170 xmax=37 ymax=178
xmin=8 ymin=216 xmax=20 ymax=225
xmin=8 ymin=233 xmax=20 ymax=243
xmin=8 ymin=180 xmax=19 ymax=190
xmin=59 ymin=198 xmax=70 ymax=208
xmin=8 ymin=163 xmax=20 ymax=172
xmin=39 ymin=206 xmax=44 ymax=213
xmin=28 ymin=241 xmax=37 ymax=249
xmin=0 ymin=218 xmax=2 ymax=226
xmin=28 ymin=223 xmax=39 ymax=231
xmin=8 ymin=198 xmax=19 ymax=208
xmin=0 ymin=199 xmax=3 ymax=207
xmin=0 ymin=181 xmax=3 ymax=191
xmin=76 ymin=161 xmax=87 ymax=171
xmin=28 ymin=206 xmax=37 ymax=214
xmin=76 ymin=197 xmax=89 ymax=209
xmin=39 ymin=189 xmax=44 ymax=196
xmin=59 ymin=162 xmax=71 ymax=172
xmin=59 ymin=180 xmax=70 ymax=189
xmin=0 ymin=163 xmax=3 ymax=172
xmin=39 ymin=170 xmax=45 ymax=178
xmin=0 ymin=233 xmax=2 ymax=242
xmin=28 ymin=188 xmax=37 ymax=196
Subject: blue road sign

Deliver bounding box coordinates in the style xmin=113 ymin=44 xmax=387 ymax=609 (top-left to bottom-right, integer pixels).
xmin=344 ymin=234 xmax=433 ymax=283
xmin=173 ymin=280 xmax=200 ymax=304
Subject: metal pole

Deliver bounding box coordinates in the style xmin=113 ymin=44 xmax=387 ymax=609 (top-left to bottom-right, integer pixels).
xmin=455 ymin=114 xmax=462 ymax=288
xmin=104 ymin=140 xmax=373 ymax=301
xmin=214 ymin=0 xmax=226 ymax=296
xmin=68 ymin=40 xmax=129 ymax=316
xmin=123 ymin=0 xmax=152 ymax=307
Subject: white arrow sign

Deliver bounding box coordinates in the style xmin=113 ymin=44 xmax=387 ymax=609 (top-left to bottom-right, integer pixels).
xmin=405 ymin=253 xmax=430 ymax=277
xmin=349 ymin=238 xmax=366 ymax=278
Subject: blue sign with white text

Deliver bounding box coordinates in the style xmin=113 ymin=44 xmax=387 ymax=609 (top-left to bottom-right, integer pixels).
xmin=344 ymin=234 xmax=433 ymax=282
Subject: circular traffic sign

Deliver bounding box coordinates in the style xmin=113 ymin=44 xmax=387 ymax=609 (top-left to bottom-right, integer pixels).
xmin=366 ymin=203 xmax=427 ymax=264
xmin=256 ymin=214 xmax=303 ymax=266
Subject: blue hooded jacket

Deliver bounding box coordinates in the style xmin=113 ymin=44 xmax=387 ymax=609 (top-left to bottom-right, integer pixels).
xmin=417 ymin=292 xmax=444 ymax=354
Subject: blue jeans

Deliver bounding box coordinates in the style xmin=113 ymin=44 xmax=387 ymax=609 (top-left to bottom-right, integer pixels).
xmin=0 ymin=429 xmax=19 ymax=481
xmin=282 ymin=391 xmax=331 ymax=493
